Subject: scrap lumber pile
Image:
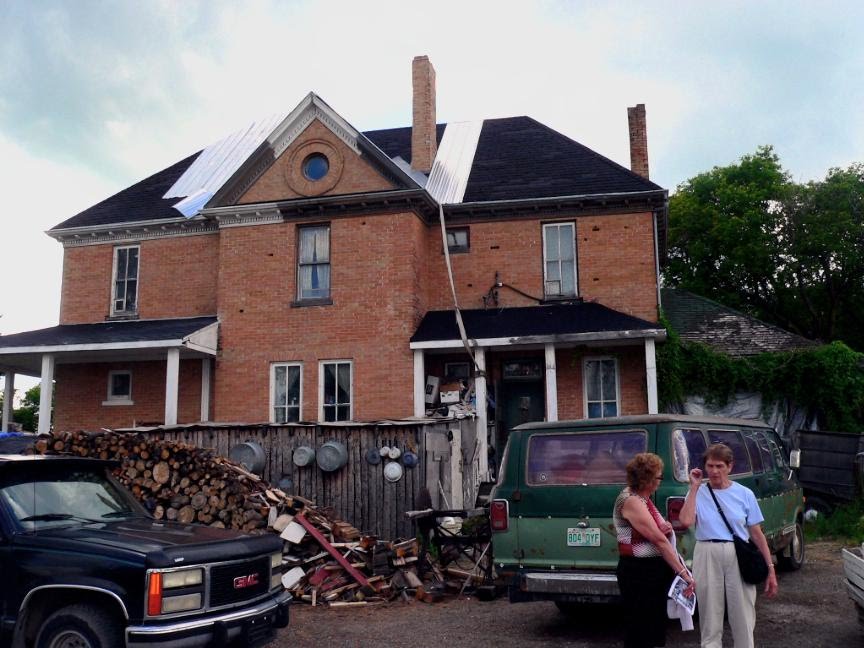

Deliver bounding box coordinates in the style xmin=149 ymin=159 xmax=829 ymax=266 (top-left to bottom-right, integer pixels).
xmin=40 ymin=430 xmax=491 ymax=606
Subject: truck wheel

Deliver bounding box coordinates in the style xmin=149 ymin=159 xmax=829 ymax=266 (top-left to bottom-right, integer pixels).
xmin=35 ymin=604 xmax=122 ymax=648
xmin=777 ymin=521 xmax=805 ymax=571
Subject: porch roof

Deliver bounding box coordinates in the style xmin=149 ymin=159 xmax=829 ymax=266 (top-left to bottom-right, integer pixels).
xmin=409 ymin=302 xmax=665 ymax=350
xmin=0 ymin=316 xmax=218 ymax=376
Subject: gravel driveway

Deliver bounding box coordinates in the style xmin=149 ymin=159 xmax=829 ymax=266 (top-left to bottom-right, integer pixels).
xmin=274 ymin=540 xmax=858 ymax=647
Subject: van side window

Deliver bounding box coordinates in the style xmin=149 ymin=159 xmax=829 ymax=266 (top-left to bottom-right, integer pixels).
xmin=767 ymin=434 xmax=786 ymax=470
xmin=757 ymin=432 xmax=775 ymax=471
xmin=707 ymin=429 xmax=752 ymax=475
xmin=743 ymin=432 xmax=765 ymax=473
xmin=525 ymin=431 xmax=646 ymax=485
xmin=671 ymin=428 xmax=707 ymax=481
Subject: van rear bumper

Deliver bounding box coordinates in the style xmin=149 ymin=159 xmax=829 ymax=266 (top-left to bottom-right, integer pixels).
xmin=509 ymin=569 xmax=620 ymax=604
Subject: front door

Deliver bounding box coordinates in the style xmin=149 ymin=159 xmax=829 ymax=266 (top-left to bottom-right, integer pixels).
xmin=497 ymin=377 xmax=545 ymax=454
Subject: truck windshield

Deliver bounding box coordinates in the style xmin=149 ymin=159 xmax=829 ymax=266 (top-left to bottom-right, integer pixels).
xmin=0 ymin=468 xmax=138 ymax=531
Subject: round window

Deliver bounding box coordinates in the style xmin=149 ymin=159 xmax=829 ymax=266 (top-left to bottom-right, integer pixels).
xmin=302 ymin=153 xmax=329 ymax=181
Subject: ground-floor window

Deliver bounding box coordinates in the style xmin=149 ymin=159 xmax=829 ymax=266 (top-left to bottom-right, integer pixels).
xmin=320 ymin=360 xmax=352 ymax=422
xmin=584 ymin=357 xmax=618 ymax=418
xmin=271 ymin=363 xmax=302 ymax=423
xmin=103 ymin=370 xmax=133 ymax=405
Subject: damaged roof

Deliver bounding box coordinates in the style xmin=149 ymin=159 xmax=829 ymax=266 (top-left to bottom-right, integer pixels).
xmin=51 ymin=111 xmax=663 ymax=232
xmin=661 ymin=288 xmax=819 ymax=356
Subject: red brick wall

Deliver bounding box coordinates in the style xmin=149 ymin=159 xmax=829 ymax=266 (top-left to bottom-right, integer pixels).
xmin=212 ymin=211 xmax=427 ymax=422
xmin=556 ymin=346 xmax=647 ymax=419
xmin=239 ymin=120 xmax=394 ymax=203
xmin=59 ymin=234 xmax=219 ymax=324
xmin=53 ymin=359 xmax=203 ymax=431
xmin=422 ymin=212 xmax=658 ymax=321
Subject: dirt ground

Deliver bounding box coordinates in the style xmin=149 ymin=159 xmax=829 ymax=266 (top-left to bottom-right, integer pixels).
xmin=273 ymin=540 xmax=860 ymax=648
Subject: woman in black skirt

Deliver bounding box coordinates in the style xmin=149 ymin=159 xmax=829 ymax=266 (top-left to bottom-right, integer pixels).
xmin=613 ymin=453 xmax=695 ymax=648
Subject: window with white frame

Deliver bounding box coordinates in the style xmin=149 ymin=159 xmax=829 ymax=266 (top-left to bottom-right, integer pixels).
xmin=542 ymin=222 xmax=577 ymax=298
xmin=112 ymin=245 xmax=140 ymax=315
xmin=320 ymin=360 xmax=352 ymax=422
xmin=105 ymin=370 xmax=132 ymax=404
xmin=271 ymin=363 xmax=302 ymax=423
xmin=297 ymin=225 xmax=331 ymax=301
xmin=445 ymin=228 xmax=470 ymax=254
xmin=584 ymin=357 xmax=619 ymax=418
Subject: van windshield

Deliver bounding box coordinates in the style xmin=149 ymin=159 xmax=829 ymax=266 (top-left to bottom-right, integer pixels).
xmin=526 ymin=431 xmax=647 ymax=485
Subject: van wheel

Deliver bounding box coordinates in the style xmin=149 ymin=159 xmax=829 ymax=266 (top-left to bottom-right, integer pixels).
xmin=35 ymin=604 xmax=122 ymax=648
xmin=777 ymin=521 xmax=805 ymax=571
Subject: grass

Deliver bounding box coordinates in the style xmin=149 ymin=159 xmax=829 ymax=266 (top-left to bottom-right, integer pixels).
xmin=804 ymin=499 xmax=864 ymax=544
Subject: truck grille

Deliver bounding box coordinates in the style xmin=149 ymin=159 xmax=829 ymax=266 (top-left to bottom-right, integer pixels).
xmin=209 ymin=557 xmax=270 ymax=607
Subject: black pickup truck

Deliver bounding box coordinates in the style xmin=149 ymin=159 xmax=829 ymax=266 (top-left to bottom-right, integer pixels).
xmin=0 ymin=454 xmax=290 ymax=648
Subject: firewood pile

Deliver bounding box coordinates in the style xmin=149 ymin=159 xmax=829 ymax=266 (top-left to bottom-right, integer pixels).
xmin=40 ymin=430 xmax=493 ymax=607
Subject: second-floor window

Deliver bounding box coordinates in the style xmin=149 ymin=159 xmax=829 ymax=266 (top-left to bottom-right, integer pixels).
xmin=271 ymin=363 xmax=302 ymax=423
xmin=320 ymin=360 xmax=352 ymax=422
xmin=542 ymin=222 xmax=577 ymax=298
xmin=297 ymin=225 xmax=330 ymax=301
xmin=112 ymin=245 xmax=139 ymax=315
xmin=446 ymin=227 xmax=470 ymax=253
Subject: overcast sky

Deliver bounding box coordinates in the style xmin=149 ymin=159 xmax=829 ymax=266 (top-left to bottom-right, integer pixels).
xmin=2 ymin=0 xmax=863 ymax=394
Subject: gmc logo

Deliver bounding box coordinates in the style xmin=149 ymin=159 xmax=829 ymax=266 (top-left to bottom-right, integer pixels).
xmin=233 ymin=573 xmax=260 ymax=589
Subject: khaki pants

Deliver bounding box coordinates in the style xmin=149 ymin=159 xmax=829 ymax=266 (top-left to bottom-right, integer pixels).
xmin=693 ymin=541 xmax=757 ymax=648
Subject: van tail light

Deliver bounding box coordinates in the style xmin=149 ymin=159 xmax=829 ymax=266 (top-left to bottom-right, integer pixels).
xmin=490 ymin=499 xmax=509 ymax=532
xmin=147 ymin=572 xmax=163 ymax=616
xmin=666 ymin=496 xmax=688 ymax=535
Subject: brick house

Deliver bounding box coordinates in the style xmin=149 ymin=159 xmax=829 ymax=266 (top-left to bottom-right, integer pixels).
xmin=0 ymin=57 xmax=667 ymax=473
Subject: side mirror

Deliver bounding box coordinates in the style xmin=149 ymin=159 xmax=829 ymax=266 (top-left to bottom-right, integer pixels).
xmin=789 ymin=449 xmax=801 ymax=469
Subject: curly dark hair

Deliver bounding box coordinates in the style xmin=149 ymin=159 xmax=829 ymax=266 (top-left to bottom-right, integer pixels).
xmin=626 ymin=452 xmax=664 ymax=491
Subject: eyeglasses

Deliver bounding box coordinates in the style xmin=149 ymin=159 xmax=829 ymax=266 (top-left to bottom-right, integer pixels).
xmin=654 ymin=475 xmax=664 ymax=481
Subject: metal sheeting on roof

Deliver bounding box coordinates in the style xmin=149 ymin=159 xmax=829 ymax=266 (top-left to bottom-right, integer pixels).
xmin=163 ymin=112 xmax=288 ymax=211
xmin=425 ymin=120 xmax=483 ymax=204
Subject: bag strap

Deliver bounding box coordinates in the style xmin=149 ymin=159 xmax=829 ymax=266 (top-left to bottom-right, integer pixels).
xmin=706 ymin=484 xmax=735 ymax=538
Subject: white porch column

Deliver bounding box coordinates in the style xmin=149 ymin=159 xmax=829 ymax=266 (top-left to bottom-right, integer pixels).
xmin=544 ymin=343 xmax=559 ymax=422
xmin=200 ymin=358 xmax=211 ymax=422
xmin=645 ymin=337 xmax=658 ymax=414
xmin=165 ymin=348 xmax=180 ymax=426
xmin=413 ymin=350 xmax=426 ymax=418
xmin=2 ymin=371 xmax=14 ymax=430
xmin=474 ymin=348 xmax=488 ymax=478
xmin=38 ymin=355 xmax=55 ymax=434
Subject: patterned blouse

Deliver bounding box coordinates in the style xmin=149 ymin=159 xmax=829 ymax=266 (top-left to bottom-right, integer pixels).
xmin=613 ymin=487 xmax=666 ymax=557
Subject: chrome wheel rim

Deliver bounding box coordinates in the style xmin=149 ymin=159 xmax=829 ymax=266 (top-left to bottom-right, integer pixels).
xmin=48 ymin=630 xmax=91 ymax=648
xmin=792 ymin=523 xmax=804 ymax=562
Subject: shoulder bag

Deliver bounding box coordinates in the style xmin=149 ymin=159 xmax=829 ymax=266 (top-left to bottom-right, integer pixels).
xmin=706 ymin=484 xmax=770 ymax=585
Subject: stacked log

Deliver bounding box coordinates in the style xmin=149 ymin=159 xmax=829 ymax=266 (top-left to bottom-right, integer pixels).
xmin=41 ymin=429 xmax=494 ymax=606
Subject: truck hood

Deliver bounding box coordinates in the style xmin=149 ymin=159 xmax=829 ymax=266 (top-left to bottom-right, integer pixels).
xmin=23 ymin=516 xmax=282 ymax=568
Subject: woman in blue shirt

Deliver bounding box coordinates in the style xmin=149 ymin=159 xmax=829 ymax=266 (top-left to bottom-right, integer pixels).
xmin=679 ymin=444 xmax=777 ymax=648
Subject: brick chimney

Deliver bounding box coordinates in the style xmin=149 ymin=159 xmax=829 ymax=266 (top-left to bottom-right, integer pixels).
xmin=411 ymin=55 xmax=437 ymax=174
xmin=627 ymin=103 xmax=649 ymax=179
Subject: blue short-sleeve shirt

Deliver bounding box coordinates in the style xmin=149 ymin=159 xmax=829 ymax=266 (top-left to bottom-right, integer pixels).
xmin=687 ymin=481 xmax=764 ymax=541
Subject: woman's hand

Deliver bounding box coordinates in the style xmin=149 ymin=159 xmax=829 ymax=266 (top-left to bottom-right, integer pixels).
xmin=764 ymin=567 xmax=778 ymax=598
xmin=688 ymin=468 xmax=703 ymax=489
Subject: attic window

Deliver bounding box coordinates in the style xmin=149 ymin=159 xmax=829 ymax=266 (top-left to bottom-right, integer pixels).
xmin=302 ymin=153 xmax=329 ymax=181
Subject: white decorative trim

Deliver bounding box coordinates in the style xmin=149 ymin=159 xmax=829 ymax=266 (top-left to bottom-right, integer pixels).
xmin=53 ymin=221 xmax=218 ymax=248
xmin=409 ymin=328 xmax=667 ymax=350
xmin=211 ymin=210 xmax=284 ymax=229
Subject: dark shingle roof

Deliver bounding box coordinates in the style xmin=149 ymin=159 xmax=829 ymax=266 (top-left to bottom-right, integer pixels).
xmin=0 ymin=316 xmax=216 ymax=349
xmin=54 ymin=116 xmax=663 ymax=231
xmin=411 ymin=302 xmax=660 ymax=343
xmin=661 ymin=288 xmax=819 ymax=357
xmin=51 ymin=152 xmax=201 ymax=230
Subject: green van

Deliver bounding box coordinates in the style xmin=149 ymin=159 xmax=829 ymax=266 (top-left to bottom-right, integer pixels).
xmin=489 ymin=414 xmax=805 ymax=607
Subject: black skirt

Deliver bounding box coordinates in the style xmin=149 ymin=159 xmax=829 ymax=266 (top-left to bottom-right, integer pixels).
xmin=616 ymin=555 xmax=675 ymax=648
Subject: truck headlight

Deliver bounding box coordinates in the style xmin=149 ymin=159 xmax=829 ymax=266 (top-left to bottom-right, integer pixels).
xmin=163 ymin=568 xmax=204 ymax=589
xmin=161 ymin=593 xmax=202 ymax=613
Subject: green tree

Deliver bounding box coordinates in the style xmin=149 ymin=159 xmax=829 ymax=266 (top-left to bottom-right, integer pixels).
xmin=14 ymin=385 xmax=40 ymax=432
xmin=666 ymin=149 xmax=864 ymax=350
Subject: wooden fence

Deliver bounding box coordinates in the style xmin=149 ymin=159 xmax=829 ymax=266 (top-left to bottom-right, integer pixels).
xmin=140 ymin=419 xmax=477 ymax=540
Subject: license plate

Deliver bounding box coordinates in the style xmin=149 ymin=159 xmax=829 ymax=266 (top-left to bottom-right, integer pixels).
xmin=567 ymin=527 xmax=601 ymax=547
